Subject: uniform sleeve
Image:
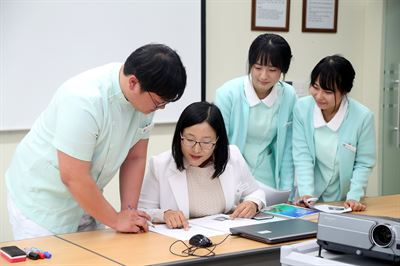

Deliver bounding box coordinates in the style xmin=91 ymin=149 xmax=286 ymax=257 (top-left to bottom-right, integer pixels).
xmin=279 ymin=85 xmax=297 ymax=191
xmin=292 ymin=102 xmax=315 ymax=197
xmin=279 ymin=110 xmax=295 ymax=191
xmin=138 ymin=157 xmax=166 ymax=223
xmin=214 ymin=87 xmax=233 ymax=137
xmin=346 ymin=112 xmax=376 ymax=201
xmin=279 ymin=125 xmax=294 ymax=191
xmin=52 ymin=92 xmax=99 ymax=161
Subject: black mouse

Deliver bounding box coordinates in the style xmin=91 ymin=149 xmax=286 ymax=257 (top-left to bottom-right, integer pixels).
xmin=189 ymin=234 xmax=213 ymax=247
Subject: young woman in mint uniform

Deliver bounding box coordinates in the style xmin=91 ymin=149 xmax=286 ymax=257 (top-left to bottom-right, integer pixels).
xmin=293 ymin=55 xmax=376 ymax=211
xmin=215 ymin=34 xmax=297 ymax=203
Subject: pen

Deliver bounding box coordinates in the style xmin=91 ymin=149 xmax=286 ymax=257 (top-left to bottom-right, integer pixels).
xmin=127 ymin=205 xmax=155 ymax=228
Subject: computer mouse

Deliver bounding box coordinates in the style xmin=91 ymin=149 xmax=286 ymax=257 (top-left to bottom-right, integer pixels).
xmin=189 ymin=234 xmax=213 ymax=247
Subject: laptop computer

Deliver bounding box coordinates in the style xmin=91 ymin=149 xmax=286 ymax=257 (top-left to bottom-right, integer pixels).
xmin=230 ymin=219 xmax=317 ymax=244
xmin=256 ymin=181 xmax=291 ymax=206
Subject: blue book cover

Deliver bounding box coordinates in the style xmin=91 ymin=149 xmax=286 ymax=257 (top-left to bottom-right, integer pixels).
xmin=262 ymin=203 xmax=319 ymax=218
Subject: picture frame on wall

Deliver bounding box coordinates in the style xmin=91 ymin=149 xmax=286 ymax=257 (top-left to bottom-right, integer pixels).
xmin=251 ymin=0 xmax=290 ymax=32
xmin=302 ymin=0 xmax=338 ymax=33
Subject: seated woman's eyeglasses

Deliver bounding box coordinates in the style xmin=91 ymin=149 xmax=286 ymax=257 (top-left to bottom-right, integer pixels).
xmin=180 ymin=135 xmax=218 ymax=150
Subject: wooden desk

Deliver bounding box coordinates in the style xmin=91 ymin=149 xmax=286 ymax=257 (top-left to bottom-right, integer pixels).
xmin=58 ymin=229 xmax=290 ymax=266
xmin=58 ymin=194 xmax=400 ymax=265
xmin=1 ymin=194 xmax=399 ymax=265
xmin=0 ymin=235 xmax=119 ymax=265
xmin=361 ymin=194 xmax=400 ymax=217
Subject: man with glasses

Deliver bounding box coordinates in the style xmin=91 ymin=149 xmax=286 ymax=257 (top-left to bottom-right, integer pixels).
xmin=5 ymin=43 xmax=187 ymax=240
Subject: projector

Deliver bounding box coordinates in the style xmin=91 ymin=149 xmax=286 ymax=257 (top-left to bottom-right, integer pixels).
xmin=317 ymin=212 xmax=400 ymax=263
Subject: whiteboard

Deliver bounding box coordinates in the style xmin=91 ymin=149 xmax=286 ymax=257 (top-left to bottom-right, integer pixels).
xmin=0 ymin=0 xmax=203 ymax=130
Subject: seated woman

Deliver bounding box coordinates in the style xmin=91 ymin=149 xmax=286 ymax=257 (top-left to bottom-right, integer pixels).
xmin=139 ymin=102 xmax=265 ymax=229
xmin=293 ymin=55 xmax=376 ymax=211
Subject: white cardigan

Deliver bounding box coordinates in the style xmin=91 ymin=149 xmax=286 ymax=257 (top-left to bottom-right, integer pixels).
xmin=138 ymin=145 xmax=266 ymax=222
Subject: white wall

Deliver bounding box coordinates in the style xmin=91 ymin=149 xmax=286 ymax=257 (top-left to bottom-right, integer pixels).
xmin=0 ymin=0 xmax=385 ymax=242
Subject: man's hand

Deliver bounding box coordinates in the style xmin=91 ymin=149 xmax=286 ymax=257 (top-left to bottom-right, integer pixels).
xmin=115 ymin=209 xmax=151 ymax=233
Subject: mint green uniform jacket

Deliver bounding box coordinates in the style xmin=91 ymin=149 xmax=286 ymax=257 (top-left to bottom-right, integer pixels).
xmin=215 ymin=77 xmax=297 ymax=191
xmin=293 ymin=96 xmax=376 ymax=201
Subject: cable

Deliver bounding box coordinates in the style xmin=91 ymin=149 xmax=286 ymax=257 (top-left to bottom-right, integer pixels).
xmin=169 ymin=234 xmax=232 ymax=258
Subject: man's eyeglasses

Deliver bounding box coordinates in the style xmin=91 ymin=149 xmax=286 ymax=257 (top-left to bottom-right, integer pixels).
xmin=147 ymin=91 xmax=169 ymax=110
xmin=180 ymin=134 xmax=218 ymax=150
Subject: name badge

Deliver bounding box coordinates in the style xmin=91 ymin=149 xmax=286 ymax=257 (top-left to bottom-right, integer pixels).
xmin=342 ymin=143 xmax=356 ymax=152
xmin=140 ymin=123 xmax=154 ymax=134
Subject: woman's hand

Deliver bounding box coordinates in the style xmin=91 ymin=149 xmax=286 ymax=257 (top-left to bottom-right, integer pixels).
xmin=163 ymin=210 xmax=189 ymax=230
xmin=230 ymin=201 xmax=258 ymax=219
xmin=294 ymin=195 xmax=315 ymax=208
xmin=344 ymin=200 xmax=366 ymax=212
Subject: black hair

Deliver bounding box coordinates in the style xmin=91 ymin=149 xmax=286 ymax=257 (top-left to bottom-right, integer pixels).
xmin=123 ymin=43 xmax=187 ymax=102
xmin=310 ymin=55 xmax=355 ymax=94
xmin=172 ymin=102 xmax=229 ymax=178
xmin=248 ymin=33 xmax=292 ymax=75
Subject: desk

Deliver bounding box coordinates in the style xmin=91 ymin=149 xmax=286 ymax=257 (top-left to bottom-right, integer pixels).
xmin=0 ymin=235 xmax=119 ymax=265
xmin=57 ymin=229 xmax=290 ymax=266
xmin=1 ymin=194 xmax=399 ymax=265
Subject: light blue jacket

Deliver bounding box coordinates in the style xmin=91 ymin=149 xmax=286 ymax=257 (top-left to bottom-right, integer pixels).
xmin=293 ymin=96 xmax=376 ymax=201
xmin=215 ymin=76 xmax=297 ymax=191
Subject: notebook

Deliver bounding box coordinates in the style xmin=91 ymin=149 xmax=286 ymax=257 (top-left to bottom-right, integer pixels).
xmin=230 ymin=218 xmax=318 ymax=244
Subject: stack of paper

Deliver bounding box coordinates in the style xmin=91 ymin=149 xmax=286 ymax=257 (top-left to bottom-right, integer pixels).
xmin=149 ymin=214 xmax=283 ymax=240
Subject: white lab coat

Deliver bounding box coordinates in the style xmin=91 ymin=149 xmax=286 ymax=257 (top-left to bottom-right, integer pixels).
xmin=138 ymin=145 xmax=265 ymax=222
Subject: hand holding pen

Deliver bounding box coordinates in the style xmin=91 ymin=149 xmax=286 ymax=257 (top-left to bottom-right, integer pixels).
xmin=114 ymin=205 xmax=152 ymax=233
xmin=294 ymin=196 xmax=318 ymax=208
xmin=128 ymin=205 xmax=155 ymax=228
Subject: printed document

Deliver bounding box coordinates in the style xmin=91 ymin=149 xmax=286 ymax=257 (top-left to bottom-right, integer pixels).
xmin=150 ymin=214 xmax=283 ymax=240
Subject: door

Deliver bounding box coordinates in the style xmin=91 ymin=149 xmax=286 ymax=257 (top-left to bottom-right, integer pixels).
xmin=381 ymin=0 xmax=400 ymax=195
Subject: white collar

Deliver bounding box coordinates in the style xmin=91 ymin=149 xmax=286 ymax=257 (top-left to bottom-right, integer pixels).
xmin=244 ymin=75 xmax=278 ymax=107
xmin=313 ymin=97 xmax=348 ymax=131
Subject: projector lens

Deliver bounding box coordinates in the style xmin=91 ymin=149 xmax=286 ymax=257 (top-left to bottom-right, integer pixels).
xmin=371 ymin=224 xmax=393 ymax=248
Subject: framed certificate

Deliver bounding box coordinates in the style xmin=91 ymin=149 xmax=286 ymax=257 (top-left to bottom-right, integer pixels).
xmin=302 ymin=0 xmax=338 ymax=33
xmin=251 ymin=0 xmax=290 ymax=32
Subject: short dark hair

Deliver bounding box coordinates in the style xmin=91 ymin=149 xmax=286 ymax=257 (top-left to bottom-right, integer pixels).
xmin=248 ymin=33 xmax=292 ymax=75
xmin=123 ymin=43 xmax=187 ymax=102
xmin=310 ymin=55 xmax=355 ymax=94
xmin=172 ymin=102 xmax=229 ymax=178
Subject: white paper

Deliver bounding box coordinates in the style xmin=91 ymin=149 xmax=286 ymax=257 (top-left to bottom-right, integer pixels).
xmin=190 ymin=214 xmax=284 ymax=234
xmin=150 ymin=213 xmax=284 ymax=240
xmin=312 ymin=204 xmax=352 ymax=214
xmin=149 ymin=224 xmax=223 ymax=240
